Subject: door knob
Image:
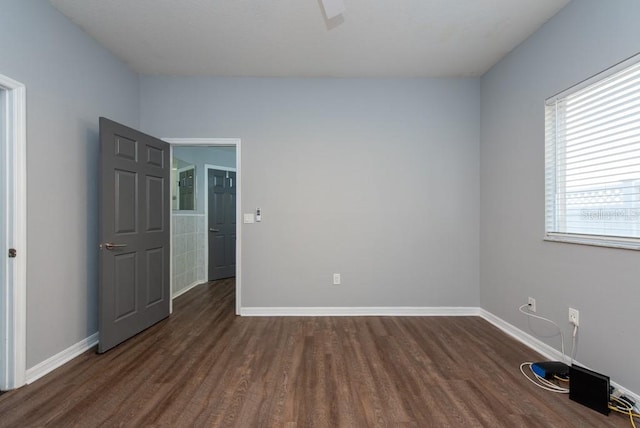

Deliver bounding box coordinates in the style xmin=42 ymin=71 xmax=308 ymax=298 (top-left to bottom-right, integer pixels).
xmin=103 ymin=242 xmax=127 ymax=250
xmin=209 ymin=228 xmax=220 ymax=233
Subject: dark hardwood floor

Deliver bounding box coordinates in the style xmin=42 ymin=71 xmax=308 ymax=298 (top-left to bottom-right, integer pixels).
xmin=0 ymin=279 xmax=628 ymax=427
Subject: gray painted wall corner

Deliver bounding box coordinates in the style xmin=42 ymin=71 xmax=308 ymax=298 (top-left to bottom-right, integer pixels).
xmin=480 ymin=0 xmax=640 ymax=394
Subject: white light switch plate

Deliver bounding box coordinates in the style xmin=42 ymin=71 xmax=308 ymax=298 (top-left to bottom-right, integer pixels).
xmin=243 ymin=213 xmax=255 ymax=224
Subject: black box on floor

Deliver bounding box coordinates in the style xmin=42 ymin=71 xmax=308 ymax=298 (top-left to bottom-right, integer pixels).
xmin=569 ymin=365 xmax=610 ymax=415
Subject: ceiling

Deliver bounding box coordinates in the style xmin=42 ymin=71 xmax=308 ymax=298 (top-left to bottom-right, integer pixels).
xmin=49 ymin=0 xmax=570 ymax=78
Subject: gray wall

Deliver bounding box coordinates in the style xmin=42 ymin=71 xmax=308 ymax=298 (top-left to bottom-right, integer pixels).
xmin=141 ymin=77 xmax=481 ymax=307
xmin=173 ymin=146 xmax=236 ymax=214
xmin=480 ymin=0 xmax=640 ymax=393
xmin=0 ymin=1 xmax=139 ymax=368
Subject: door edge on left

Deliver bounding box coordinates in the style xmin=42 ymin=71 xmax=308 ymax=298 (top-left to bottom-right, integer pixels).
xmin=0 ymin=74 xmax=27 ymax=390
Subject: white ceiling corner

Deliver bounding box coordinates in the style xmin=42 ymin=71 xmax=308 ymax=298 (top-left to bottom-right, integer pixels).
xmin=48 ymin=0 xmax=571 ymax=78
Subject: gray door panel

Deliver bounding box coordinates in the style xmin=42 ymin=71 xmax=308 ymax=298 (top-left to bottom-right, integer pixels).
xmin=208 ymin=169 xmax=236 ymax=280
xmin=99 ymin=118 xmax=170 ymax=353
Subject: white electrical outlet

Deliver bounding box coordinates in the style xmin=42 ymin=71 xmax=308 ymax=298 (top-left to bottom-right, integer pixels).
xmin=528 ymin=297 xmax=536 ymax=313
xmin=569 ymin=307 xmax=579 ymax=326
xmin=333 ymin=273 xmax=341 ymax=285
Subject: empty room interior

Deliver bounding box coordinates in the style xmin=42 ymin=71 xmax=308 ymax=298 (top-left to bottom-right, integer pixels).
xmin=1 ymin=0 xmax=639 ymax=426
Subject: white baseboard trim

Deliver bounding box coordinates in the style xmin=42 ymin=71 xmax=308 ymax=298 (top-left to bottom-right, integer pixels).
xmin=240 ymin=306 xmax=482 ymax=316
xmin=25 ymin=332 xmax=99 ymax=384
xmin=479 ymin=309 xmax=640 ymax=409
xmin=172 ymin=279 xmax=205 ymax=299
xmin=478 ymin=309 xmax=563 ymax=361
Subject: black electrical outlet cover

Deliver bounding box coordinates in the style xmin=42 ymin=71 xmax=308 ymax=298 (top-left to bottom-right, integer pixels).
xmin=569 ymin=365 xmax=610 ymax=415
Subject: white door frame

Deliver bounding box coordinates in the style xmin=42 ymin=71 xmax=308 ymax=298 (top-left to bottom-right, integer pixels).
xmin=203 ymin=164 xmax=236 ymax=287
xmin=164 ymin=138 xmax=242 ymax=315
xmin=0 ymin=74 xmax=27 ymax=390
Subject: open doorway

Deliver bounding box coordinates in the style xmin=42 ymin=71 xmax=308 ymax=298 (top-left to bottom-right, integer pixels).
xmin=0 ymin=74 xmax=27 ymax=390
xmin=164 ymin=138 xmax=241 ymax=315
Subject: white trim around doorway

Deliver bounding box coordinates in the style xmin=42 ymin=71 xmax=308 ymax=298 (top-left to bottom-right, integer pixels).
xmin=164 ymin=138 xmax=242 ymax=315
xmin=0 ymin=74 xmax=27 ymax=390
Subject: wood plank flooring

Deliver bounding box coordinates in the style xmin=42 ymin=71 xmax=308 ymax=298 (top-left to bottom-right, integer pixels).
xmin=0 ymin=279 xmax=628 ymax=427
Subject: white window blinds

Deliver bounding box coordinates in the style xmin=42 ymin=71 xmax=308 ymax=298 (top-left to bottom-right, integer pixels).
xmin=545 ymin=55 xmax=640 ymax=249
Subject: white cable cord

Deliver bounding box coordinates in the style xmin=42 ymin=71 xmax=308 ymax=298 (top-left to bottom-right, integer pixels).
xmin=517 ymin=304 xmax=577 ymax=395
xmin=570 ymin=324 xmax=578 ymax=364
xmin=519 ymin=362 xmax=570 ymax=394
xmin=518 ymin=304 xmax=567 ymax=362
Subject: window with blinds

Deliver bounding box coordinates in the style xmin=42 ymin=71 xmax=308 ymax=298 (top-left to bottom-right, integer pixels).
xmin=545 ymin=54 xmax=640 ymax=249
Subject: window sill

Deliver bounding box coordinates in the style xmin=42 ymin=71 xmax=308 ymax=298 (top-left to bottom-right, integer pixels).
xmin=544 ymin=234 xmax=640 ymax=251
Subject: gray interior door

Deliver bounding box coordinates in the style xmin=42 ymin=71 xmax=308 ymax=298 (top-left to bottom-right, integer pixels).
xmin=99 ymin=117 xmax=170 ymax=353
xmin=208 ymin=168 xmax=236 ymax=280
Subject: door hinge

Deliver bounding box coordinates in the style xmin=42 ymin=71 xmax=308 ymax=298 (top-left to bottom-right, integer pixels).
xmin=8 ymin=248 xmax=17 ymax=258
